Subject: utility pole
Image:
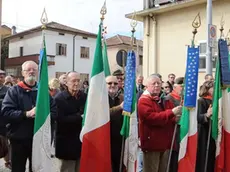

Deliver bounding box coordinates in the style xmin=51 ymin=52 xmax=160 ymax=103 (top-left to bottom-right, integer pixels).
xmin=206 ymin=0 xmax=213 ymax=75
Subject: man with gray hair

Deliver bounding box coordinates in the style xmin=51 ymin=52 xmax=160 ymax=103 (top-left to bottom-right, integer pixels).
xmin=1 ymin=60 xmax=56 ymax=172
xmin=55 ymin=71 xmax=86 ymax=172
xmin=138 ymin=74 xmax=182 ymax=172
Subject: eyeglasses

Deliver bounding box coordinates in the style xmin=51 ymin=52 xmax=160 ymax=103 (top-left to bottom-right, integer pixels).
xmin=23 ymin=68 xmax=38 ymax=72
xmin=107 ymin=82 xmax=118 ymax=85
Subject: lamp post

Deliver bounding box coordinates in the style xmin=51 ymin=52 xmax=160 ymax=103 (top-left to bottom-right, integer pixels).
xmin=206 ymin=0 xmax=213 ymax=75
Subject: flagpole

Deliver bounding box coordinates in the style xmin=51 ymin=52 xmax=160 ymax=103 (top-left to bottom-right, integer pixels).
xmin=119 ymin=13 xmax=137 ymax=172
xmin=204 ymin=18 xmax=224 ymax=172
xmin=166 ymin=13 xmax=201 ymax=172
xmin=40 ymin=8 xmax=48 ymax=40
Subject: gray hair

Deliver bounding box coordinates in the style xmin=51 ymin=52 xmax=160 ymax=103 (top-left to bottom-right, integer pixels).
xmin=145 ymin=74 xmax=161 ymax=86
xmin=22 ymin=61 xmax=38 ymax=71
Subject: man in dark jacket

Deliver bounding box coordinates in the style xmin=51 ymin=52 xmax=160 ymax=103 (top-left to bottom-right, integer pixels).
xmin=1 ymin=61 xmax=56 ymax=172
xmin=165 ymin=77 xmax=184 ymax=172
xmin=0 ymin=70 xmax=11 ymax=169
xmin=106 ymin=76 xmax=124 ymax=172
xmin=55 ymin=71 xmax=86 ymax=172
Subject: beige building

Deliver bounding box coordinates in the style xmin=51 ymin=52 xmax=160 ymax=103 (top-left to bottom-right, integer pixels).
xmin=106 ymin=35 xmax=143 ymax=75
xmin=126 ymin=0 xmax=230 ymax=84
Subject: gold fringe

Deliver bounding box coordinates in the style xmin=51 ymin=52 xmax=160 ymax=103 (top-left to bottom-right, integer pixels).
xmin=122 ymin=111 xmax=131 ymax=116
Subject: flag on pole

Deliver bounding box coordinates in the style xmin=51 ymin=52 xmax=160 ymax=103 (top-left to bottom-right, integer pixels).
xmin=178 ymin=46 xmax=199 ymax=172
xmin=120 ymin=50 xmax=138 ymax=172
xmin=102 ymin=40 xmax=111 ymax=77
xmin=80 ymin=23 xmax=111 ymax=172
xmin=32 ymin=35 xmax=52 ymax=171
xmin=212 ymin=39 xmax=230 ymax=172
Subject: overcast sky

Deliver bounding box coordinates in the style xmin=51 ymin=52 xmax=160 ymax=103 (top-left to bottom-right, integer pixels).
xmin=2 ymin=0 xmax=143 ymax=39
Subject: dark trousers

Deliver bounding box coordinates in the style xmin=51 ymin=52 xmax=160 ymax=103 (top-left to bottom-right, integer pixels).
xmin=10 ymin=139 xmax=33 ymax=172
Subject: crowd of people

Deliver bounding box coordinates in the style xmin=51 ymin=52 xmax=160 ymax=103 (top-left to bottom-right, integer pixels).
xmin=0 ymin=60 xmax=216 ymax=172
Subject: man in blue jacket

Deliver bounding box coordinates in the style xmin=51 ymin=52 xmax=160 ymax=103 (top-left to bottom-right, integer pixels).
xmin=1 ymin=60 xmax=56 ymax=172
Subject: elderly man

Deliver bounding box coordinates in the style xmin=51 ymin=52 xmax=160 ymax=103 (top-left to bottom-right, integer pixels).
xmin=59 ymin=74 xmax=67 ymax=91
xmin=113 ymin=69 xmax=124 ymax=94
xmin=0 ymin=70 xmax=11 ymax=169
xmin=138 ymin=74 xmax=182 ymax=172
xmin=55 ymin=71 xmax=86 ymax=172
xmin=1 ymin=61 xmax=56 ymax=172
xmin=106 ymin=75 xmax=124 ymax=172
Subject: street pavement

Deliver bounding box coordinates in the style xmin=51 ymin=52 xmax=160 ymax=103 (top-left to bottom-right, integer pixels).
xmin=0 ymin=157 xmax=61 ymax=172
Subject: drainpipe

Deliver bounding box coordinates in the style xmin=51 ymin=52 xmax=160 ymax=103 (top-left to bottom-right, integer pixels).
xmin=151 ymin=16 xmax=157 ymax=73
xmin=143 ymin=16 xmax=150 ymax=78
xmin=72 ymin=34 xmax=78 ymax=71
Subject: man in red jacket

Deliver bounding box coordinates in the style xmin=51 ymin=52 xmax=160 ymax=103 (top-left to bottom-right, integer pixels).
xmin=138 ymin=74 xmax=182 ymax=172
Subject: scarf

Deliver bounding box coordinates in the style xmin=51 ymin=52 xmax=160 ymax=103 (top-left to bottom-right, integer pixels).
xmin=170 ymin=90 xmax=181 ymax=101
xmin=202 ymin=95 xmax=212 ymax=101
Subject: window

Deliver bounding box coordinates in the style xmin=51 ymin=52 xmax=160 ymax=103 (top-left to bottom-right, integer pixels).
xmin=198 ymin=41 xmax=217 ymax=70
xmin=5 ymin=66 xmax=22 ymax=77
xmin=56 ymin=43 xmax=67 ymax=56
xmin=82 ymin=36 xmax=88 ymax=40
xmin=80 ymin=46 xmax=90 ymax=59
xmin=59 ymin=33 xmax=65 ymax=36
xmin=55 ymin=72 xmax=66 ymax=79
xmin=139 ymin=55 xmax=143 ymax=65
xmin=20 ymin=47 xmax=23 ymax=56
xmin=80 ymin=73 xmax=89 ymax=82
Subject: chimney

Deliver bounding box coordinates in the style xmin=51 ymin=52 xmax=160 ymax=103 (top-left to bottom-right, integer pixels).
xmin=11 ymin=26 xmax=17 ymax=35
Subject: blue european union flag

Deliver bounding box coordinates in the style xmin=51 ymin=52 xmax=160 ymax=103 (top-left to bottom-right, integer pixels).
xmin=218 ymin=39 xmax=230 ymax=86
xmin=184 ymin=46 xmax=199 ymax=107
xmin=123 ymin=50 xmax=136 ymax=113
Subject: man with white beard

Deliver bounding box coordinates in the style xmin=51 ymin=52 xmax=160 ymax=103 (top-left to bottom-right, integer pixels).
xmin=1 ymin=61 xmax=56 ymax=172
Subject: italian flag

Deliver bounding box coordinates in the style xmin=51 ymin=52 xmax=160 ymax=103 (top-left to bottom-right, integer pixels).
xmin=212 ymin=52 xmax=230 ymax=171
xmin=102 ymin=40 xmax=111 ymax=77
xmin=120 ymin=50 xmax=138 ymax=172
xmin=178 ymin=106 xmax=198 ymax=171
xmin=32 ymin=35 xmax=52 ymax=171
xmin=80 ymin=23 xmax=111 ymax=172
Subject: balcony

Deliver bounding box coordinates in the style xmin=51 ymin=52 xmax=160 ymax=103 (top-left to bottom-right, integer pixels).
xmin=5 ymin=54 xmax=55 ymax=67
xmin=127 ymin=0 xmax=208 ymax=21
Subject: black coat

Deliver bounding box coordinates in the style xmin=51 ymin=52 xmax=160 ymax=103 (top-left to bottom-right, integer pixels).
xmin=1 ymin=82 xmax=56 ymax=140
xmin=0 ymin=86 xmax=9 ymax=136
xmin=196 ymin=97 xmax=216 ymax=172
xmin=55 ymin=90 xmax=86 ymax=160
xmin=109 ymin=94 xmax=124 ymax=172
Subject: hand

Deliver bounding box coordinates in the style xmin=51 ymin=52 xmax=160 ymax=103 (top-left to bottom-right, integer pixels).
xmin=26 ymin=107 xmax=36 ymax=118
xmin=175 ymin=114 xmax=181 ymax=123
xmin=172 ymin=106 xmax=182 ymax=115
xmin=120 ymin=102 xmax=124 ymax=109
xmin=206 ymin=105 xmax=212 ymax=118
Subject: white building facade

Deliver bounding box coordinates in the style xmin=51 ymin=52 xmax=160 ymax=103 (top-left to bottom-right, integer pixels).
xmin=5 ymin=22 xmax=97 ymax=81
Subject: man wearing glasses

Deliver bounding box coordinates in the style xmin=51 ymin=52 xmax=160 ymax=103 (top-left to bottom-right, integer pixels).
xmin=112 ymin=69 xmax=124 ymax=95
xmin=167 ymin=73 xmax=176 ymax=93
xmin=106 ymin=76 xmax=124 ymax=172
xmin=1 ymin=61 xmax=56 ymax=172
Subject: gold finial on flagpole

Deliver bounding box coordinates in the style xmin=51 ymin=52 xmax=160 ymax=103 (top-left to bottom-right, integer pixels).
xmin=130 ymin=11 xmax=137 ymax=49
xmin=40 ymin=8 xmax=48 ymax=29
xmin=100 ymin=0 xmax=107 ymax=22
xmin=220 ymin=15 xmax=225 ymax=38
xmin=191 ymin=13 xmax=201 ymax=46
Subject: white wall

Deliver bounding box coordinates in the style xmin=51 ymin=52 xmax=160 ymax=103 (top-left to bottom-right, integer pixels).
xmin=8 ymin=29 xmax=96 ymax=79
xmin=74 ymin=36 xmax=96 ymax=75
xmin=9 ymin=32 xmax=42 ymax=58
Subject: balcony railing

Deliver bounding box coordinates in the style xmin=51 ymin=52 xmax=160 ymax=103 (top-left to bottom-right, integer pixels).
xmin=147 ymin=0 xmax=185 ymax=8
